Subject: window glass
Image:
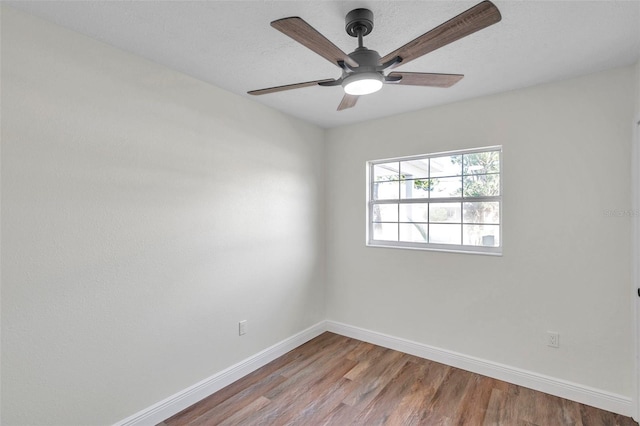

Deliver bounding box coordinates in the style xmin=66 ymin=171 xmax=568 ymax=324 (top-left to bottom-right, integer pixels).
xmin=430 ymin=155 xmax=462 ymax=177
xmin=371 ymin=204 xmax=398 ymax=223
xmin=399 ymin=159 xmax=429 ymax=179
xmin=367 ymin=147 xmax=502 ymax=254
xmin=373 ymin=163 xmax=399 ymax=182
xmin=429 ymin=203 xmax=461 ymax=223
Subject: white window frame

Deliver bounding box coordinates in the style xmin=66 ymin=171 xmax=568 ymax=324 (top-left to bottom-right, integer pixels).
xmin=366 ymin=146 xmax=502 ymax=255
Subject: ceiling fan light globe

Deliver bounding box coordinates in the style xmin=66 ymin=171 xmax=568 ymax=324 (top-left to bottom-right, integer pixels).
xmin=343 ymin=73 xmax=383 ymax=95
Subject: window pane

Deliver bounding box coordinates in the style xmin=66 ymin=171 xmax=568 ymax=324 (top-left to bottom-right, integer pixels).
xmin=401 ymin=179 xmax=432 ymax=199
xmin=429 ymin=224 xmax=462 ymax=245
xmin=431 ymin=177 xmax=462 ymax=198
xmin=464 ymin=151 xmax=500 ymax=175
xmin=373 ymin=163 xmax=399 ymax=182
xmin=430 ymin=155 xmax=462 ymax=177
xmin=463 ymin=202 xmax=499 ymax=224
xmin=400 ymin=159 xmax=429 ymax=179
xmin=462 ymin=174 xmax=500 ymax=197
xmin=372 ymin=181 xmax=399 ymax=200
xmin=371 ymin=204 xmax=398 ymax=222
xmin=399 ymin=203 xmax=428 ymax=222
xmin=400 ymin=223 xmax=428 ymax=243
xmin=368 ymin=148 xmax=501 ymax=254
xmin=463 ymin=224 xmax=500 ymax=246
xmin=372 ymin=223 xmax=398 ymax=241
xmin=429 ymin=203 xmax=461 ymax=223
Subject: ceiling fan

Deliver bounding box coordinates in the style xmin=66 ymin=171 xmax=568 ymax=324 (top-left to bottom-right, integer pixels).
xmin=248 ymin=1 xmax=501 ymax=111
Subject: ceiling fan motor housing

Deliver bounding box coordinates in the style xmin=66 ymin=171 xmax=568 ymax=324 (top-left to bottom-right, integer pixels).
xmin=345 ymin=8 xmax=374 ymax=37
xmin=349 ymin=47 xmax=381 ymax=71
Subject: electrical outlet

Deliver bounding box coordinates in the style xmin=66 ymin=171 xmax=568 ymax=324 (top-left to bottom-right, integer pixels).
xmin=239 ymin=320 xmax=247 ymax=336
xmin=547 ymin=331 xmax=559 ymax=348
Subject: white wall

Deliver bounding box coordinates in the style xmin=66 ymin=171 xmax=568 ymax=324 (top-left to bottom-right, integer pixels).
xmin=1 ymin=7 xmax=325 ymax=425
xmin=326 ymin=66 xmax=635 ymax=397
xmin=633 ymin=60 xmax=640 ymax=420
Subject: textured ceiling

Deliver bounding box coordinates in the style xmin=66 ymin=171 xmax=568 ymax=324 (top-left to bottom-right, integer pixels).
xmin=6 ymin=1 xmax=640 ymax=128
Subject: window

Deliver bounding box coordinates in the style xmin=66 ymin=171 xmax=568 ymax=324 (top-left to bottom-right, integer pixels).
xmin=367 ymin=146 xmax=502 ymax=255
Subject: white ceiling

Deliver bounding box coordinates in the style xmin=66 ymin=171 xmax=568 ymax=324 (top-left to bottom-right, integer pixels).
xmin=6 ymin=1 xmax=640 ymax=128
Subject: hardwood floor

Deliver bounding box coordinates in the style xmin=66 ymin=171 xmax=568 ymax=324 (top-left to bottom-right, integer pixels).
xmin=162 ymin=332 xmax=638 ymax=425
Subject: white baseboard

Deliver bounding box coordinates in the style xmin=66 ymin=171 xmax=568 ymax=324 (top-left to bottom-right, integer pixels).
xmin=325 ymin=320 xmax=633 ymax=417
xmin=115 ymin=320 xmax=633 ymax=425
xmin=114 ymin=321 xmax=327 ymax=426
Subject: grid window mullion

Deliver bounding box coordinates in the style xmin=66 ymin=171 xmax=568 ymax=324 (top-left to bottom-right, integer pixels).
xmin=397 ymin=202 xmax=400 ymax=242
xmin=427 ymin=202 xmax=430 ymax=243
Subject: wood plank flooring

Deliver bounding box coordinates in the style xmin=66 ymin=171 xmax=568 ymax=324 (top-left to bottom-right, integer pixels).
xmin=162 ymin=332 xmax=638 ymax=425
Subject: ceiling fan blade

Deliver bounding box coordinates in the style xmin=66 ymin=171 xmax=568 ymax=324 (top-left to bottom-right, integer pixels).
xmin=380 ymin=1 xmax=501 ymax=68
xmin=337 ymin=94 xmax=359 ymax=111
xmin=248 ymin=79 xmax=336 ymax=96
xmin=387 ymin=72 xmax=464 ymax=88
xmin=271 ymin=17 xmax=359 ymax=68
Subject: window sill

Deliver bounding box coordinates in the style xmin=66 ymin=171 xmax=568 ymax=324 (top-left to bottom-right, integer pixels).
xmin=366 ymin=242 xmax=502 ymax=256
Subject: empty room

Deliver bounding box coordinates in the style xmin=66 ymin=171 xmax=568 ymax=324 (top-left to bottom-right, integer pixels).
xmin=2 ymin=1 xmax=639 ymax=425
